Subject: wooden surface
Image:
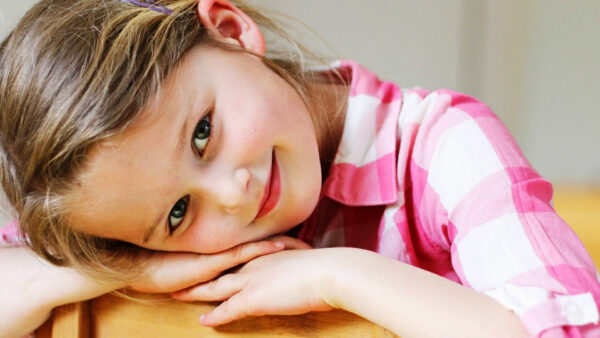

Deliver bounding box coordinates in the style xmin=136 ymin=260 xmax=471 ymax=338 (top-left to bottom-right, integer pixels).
xmin=553 ymin=186 xmax=600 ymax=267
xmin=36 ymin=302 xmax=91 ymax=338
xmin=35 ymin=186 xmax=599 ymax=337
xmin=90 ymin=292 xmax=395 ymax=337
xmin=34 ymin=315 xmax=52 ymax=338
xmin=53 ymin=302 xmax=90 ymax=338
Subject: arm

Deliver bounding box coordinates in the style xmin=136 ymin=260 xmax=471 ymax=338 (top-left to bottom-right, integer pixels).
xmin=326 ymin=248 xmax=529 ymax=338
xmin=0 ymin=247 xmax=124 ymax=338
xmin=173 ymin=247 xmax=528 ymax=337
xmin=0 ymin=237 xmax=294 ymax=338
xmin=411 ymin=90 xmax=600 ymax=336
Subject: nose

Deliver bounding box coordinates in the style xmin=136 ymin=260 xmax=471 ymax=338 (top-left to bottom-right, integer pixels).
xmin=215 ymin=167 xmax=252 ymax=215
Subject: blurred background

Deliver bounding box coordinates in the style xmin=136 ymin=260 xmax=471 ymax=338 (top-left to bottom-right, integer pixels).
xmin=1 ymin=0 xmax=599 ymax=226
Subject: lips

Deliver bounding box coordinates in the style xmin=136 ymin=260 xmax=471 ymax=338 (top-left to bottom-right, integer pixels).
xmin=255 ymin=151 xmax=280 ymax=220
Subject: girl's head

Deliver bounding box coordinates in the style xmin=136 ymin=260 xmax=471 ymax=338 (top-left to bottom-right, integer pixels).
xmin=0 ymin=0 xmax=346 ymax=279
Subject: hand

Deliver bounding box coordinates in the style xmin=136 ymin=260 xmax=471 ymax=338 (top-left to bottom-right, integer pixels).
xmin=171 ymin=247 xmax=337 ymax=326
xmin=129 ymin=236 xmax=307 ymax=293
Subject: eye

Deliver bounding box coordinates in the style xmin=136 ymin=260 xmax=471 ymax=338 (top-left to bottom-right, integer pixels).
xmin=168 ymin=195 xmax=189 ymax=235
xmin=193 ymin=114 xmax=211 ymax=157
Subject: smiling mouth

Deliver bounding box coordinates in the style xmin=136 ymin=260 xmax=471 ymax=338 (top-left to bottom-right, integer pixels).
xmin=255 ymin=151 xmax=280 ymax=220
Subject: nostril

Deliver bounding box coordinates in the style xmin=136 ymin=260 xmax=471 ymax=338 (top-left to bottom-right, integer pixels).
xmin=224 ymin=206 xmax=241 ymax=214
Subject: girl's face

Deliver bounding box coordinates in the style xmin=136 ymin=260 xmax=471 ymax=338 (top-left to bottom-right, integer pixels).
xmin=67 ymin=46 xmax=322 ymax=253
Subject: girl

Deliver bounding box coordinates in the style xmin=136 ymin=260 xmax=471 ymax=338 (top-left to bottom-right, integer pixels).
xmin=1 ymin=0 xmax=598 ymax=337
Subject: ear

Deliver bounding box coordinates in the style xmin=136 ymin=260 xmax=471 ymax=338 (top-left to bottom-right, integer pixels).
xmin=197 ymin=0 xmax=266 ymax=55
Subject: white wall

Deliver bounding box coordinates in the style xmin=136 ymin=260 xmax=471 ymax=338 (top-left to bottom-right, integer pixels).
xmin=0 ymin=0 xmax=37 ymax=37
xmin=252 ymin=1 xmax=465 ymax=91
xmin=0 ymin=0 xmax=39 ymax=225
xmin=518 ymin=1 xmax=600 ymax=184
xmin=250 ymin=0 xmax=600 ymax=185
xmin=478 ymin=0 xmax=600 ymax=184
xmin=1 ymin=0 xmax=599 ymax=225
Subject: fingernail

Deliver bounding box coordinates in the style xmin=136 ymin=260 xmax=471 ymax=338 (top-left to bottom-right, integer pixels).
xmin=199 ymin=314 xmax=206 ymax=323
xmin=274 ymin=241 xmax=284 ymax=248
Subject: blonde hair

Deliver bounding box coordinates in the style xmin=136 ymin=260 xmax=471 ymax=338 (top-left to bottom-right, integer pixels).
xmin=0 ymin=0 xmax=346 ymax=282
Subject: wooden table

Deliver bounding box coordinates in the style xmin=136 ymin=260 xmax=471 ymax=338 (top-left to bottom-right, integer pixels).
xmin=36 ymin=293 xmax=396 ymax=337
xmin=553 ymin=186 xmax=600 ymax=264
xmin=35 ymin=186 xmax=600 ymax=337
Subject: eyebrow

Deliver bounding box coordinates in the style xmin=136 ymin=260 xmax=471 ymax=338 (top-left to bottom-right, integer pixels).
xmin=175 ymin=114 xmax=190 ymax=158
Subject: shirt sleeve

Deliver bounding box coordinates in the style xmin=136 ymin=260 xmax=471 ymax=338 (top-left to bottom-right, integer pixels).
xmin=409 ymin=89 xmax=600 ymax=337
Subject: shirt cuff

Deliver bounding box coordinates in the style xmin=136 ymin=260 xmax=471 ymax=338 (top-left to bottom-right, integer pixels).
xmin=484 ymin=284 xmax=599 ymax=337
xmin=521 ymin=293 xmax=599 ymax=337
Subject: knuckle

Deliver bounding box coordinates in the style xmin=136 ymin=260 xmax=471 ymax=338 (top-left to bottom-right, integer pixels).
xmin=216 ymin=302 xmax=233 ymax=320
xmin=266 ymin=235 xmax=285 ymax=242
xmin=229 ymin=245 xmax=245 ymax=261
xmin=204 ymin=262 xmax=223 ymax=278
xmin=210 ymin=274 xmax=232 ymax=292
xmin=222 ymin=303 xmax=243 ymax=321
xmin=205 ymin=279 xmax=220 ymax=293
xmin=242 ymin=300 xmax=257 ymax=317
xmin=231 ymin=293 xmax=251 ymax=316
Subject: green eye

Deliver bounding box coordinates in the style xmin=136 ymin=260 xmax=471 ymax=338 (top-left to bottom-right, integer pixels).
xmin=168 ymin=196 xmax=189 ymax=234
xmin=193 ymin=115 xmax=211 ymax=156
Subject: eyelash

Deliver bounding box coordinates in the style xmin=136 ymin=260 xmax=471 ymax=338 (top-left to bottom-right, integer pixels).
xmin=192 ymin=112 xmax=213 ymax=158
xmin=166 ymin=111 xmax=214 ymax=236
xmin=168 ymin=195 xmax=189 ymax=235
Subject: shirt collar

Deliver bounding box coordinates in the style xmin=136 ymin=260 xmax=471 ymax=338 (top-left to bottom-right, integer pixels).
xmin=320 ymin=60 xmax=402 ymax=206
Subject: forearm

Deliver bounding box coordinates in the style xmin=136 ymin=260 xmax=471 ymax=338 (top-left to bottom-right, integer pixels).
xmin=0 ymin=247 xmax=124 ymax=338
xmin=325 ymin=248 xmax=529 ymax=338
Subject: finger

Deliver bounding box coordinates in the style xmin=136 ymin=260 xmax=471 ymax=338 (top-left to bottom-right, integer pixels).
xmin=172 ymin=273 xmax=244 ymax=302
xmin=265 ymin=235 xmax=312 ymax=250
xmin=134 ymin=240 xmax=284 ymax=292
xmin=199 ymin=293 xmax=250 ymax=327
xmin=130 ymin=251 xmax=209 ymax=292
xmin=203 ymin=240 xmax=284 ymax=277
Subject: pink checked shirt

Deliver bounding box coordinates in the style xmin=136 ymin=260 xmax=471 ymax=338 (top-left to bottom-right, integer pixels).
xmin=1 ymin=60 xmax=599 ymax=337
xmin=292 ymin=60 xmax=600 ymax=337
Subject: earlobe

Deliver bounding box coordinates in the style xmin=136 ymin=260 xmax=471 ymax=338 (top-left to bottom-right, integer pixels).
xmin=197 ymin=0 xmax=266 ymax=55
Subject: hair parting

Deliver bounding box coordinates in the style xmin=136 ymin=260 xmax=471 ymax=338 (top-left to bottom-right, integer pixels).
xmin=118 ymin=0 xmax=175 ymax=15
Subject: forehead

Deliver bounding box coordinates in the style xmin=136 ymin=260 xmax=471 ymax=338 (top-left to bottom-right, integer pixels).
xmin=66 ymin=131 xmax=176 ymax=242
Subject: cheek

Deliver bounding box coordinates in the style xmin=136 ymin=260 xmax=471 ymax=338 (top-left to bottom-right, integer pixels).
xmin=238 ymin=120 xmax=269 ymax=145
xmin=176 ymin=218 xmax=242 ymax=254
xmin=221 ymin=110 xmax=274 ymax=153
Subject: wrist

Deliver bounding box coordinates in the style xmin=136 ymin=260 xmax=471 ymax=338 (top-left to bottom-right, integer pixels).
xmin=37 ymin=261 xmax=125 ymax=308
xmin=318 ymin=247 xmax=373 ymax=310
